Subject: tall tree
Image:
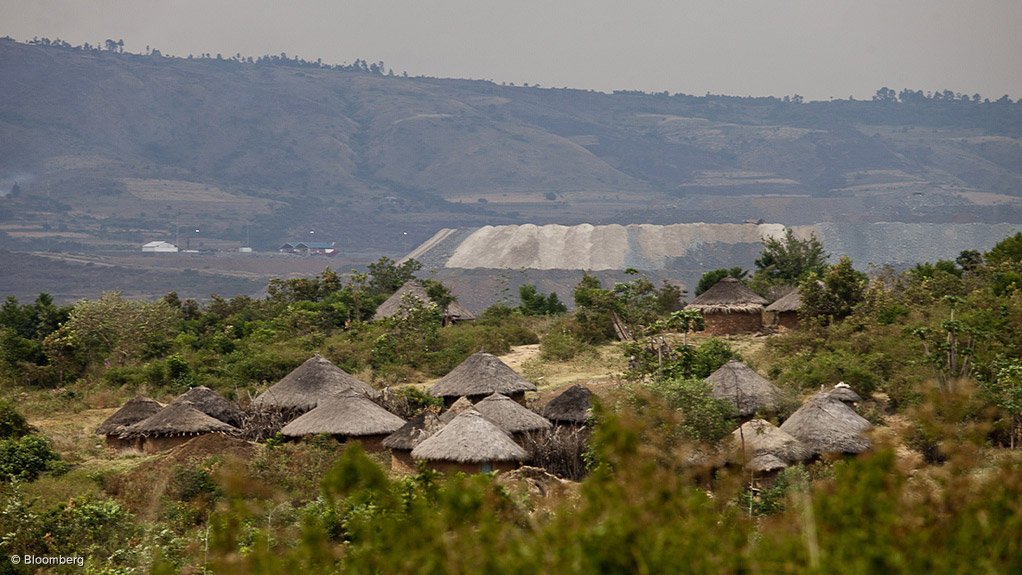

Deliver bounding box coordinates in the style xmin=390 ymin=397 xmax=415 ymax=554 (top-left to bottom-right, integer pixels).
xmin=753 ymin=229 xmax=828 ymax=284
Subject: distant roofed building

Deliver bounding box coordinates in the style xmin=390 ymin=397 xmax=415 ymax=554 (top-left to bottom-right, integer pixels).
xmin=279 ymin=241 xmax=337 ymax=256
xmin=142 ymin=240 xmax=179 ymax=253
xmin=373 ymin=280 xmax=475 ymax=325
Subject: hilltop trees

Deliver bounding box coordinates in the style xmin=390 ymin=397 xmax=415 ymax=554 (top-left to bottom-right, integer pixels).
xmin=747 ymin=229 xmax=828 ymax=299
xmin=798 ymin=257 xmax=867 ymax=324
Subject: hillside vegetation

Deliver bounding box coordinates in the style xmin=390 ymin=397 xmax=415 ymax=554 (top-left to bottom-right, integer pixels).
xmin=2 ymin=38 xmax=1022 ymax=257
xmin=0 ymin=233 xmax=1021 ymax=572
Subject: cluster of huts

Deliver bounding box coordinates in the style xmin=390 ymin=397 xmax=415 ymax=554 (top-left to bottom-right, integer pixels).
xmin=706 ymin=359 xmax=872 ymax=475
xmin=96 ymin=352 xmax=594 ymax=475
xmin=685 ymin=277 xmax=802 ymax=335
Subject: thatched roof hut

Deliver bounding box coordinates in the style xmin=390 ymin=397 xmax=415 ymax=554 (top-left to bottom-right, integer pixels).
xmin=764 ymin=288 xmax=802 ymax=329
xmin=731 ymin=419 xmax=811 ymax=469
xmin=171 ymin=386 xmax=244 ymax=427
xmin=373 ymin=280 xmax=475 ymax=323
xmin=685 ymin=277 xmax=768 ymax=335
xmin=439 ymin=396 xmax=475 ymax=424
xmin=541 ymin=384 xmax=594 ymax=424
xmin=383 ymin=411 xmax=443 ymax=451
xmin=765 ymin=289 xmax=801 ymax=313
xmin=95 ymin=396 xmax=164 ymax=437
xmin=279 ymin=394 xmax=405 ymax=447
xmin=779 ymin=392 xmax=872 ymax=456
xmin=252 ymin=354 xmax=380 ymax=412
xmin=747 ymin=453 xmax=789 ymax=473
xmin=383 ymin=411 xmax=443 ymax=473
xmin=119 ymin=402 xmax=241 ymax=453
xmin=412 ymin=409 xmax=527 ymax=473
xmin=429 ymin=352 xmax=537 ymax=404
xmin=828 ymin=382 xmax=863 ymax=404
xmin=473 ymin=393 xmax=552 ymax=435
xmin=705 ymin=360 xmax=782 ymax=418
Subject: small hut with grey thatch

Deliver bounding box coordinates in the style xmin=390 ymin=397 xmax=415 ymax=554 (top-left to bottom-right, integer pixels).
xmin=96 ymin=396 xmax=164 ymax=450
xmin=171 ymin=386 xmax=245 ymax=428
xmin=705 ymin=360 xmax=782 ymax=418
xmin=253 ymin=354 xmax=380 ymax=414
xmin=429 ymin=352 xmax=537 ymax=405
xmin=685 ymin=277 xmax=768 ymax=335
xmin=473 ymin=392 xmax=552 ymax=440
xmin=119 ymin=402 xmax=241 ymax=454
xmin=541 ymin=384 xmax=594 ymax=426
xmin=373 ymin=280 xmax=475 ymax=325
xmin=828 ymin=382 xmax=863 ymax=405
xmin=731 ymin=419 xmax=811 ymax=473
xmin=780 ymin=392 xmax=872 ymax=457
xmin=764 ymin=288 xmax=802 ymax=330
xmin=411 ymin=409 xmax=527 ymax=473
xmin=383 ymin=411 xmax=443 ymax=472
xmin=439 ymin=396 xmax=475 ymax=424
xmin=280 ymin=394 xmax=405 ymax=451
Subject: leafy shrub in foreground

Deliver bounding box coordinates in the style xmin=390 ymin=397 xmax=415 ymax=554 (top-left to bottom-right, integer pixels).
xmin=0 ymin=435 xmax=60 ymax=482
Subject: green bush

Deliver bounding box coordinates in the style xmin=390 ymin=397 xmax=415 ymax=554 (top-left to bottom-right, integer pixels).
xmin=0 ymin=401 xmax=31 ymax=439
xmin=540 ymin=331 xmax=593 ymax=361
xmin=0 ymin=435 xmax=60 ymax=481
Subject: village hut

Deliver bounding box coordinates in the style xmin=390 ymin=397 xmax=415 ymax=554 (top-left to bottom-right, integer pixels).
xmin=279 ymin=394 xmax=405 ymax=451
xmin=119 ymin=402 xmax=241 ymax=454
xmin=170 ymin=386 xmax=245 ymax=427
xmin=252 ymin=354 xmax=380 ymax=413
xmin=439 ymin=396 xmax=475 ymax=424
xmin=473 ymin=392 xmax=552 ymax=440
xmin=828 ymin=382 xmax=863 ymax=405
xmin=731 ymin=419 xmax=811 ymax=472
xmin=411 ymin=409 xmax=527 ymax=473
xmin=541 ymin=384 xmax=594 ymax=426
xmin=429 ymin=352 xmax=537 ymax=405
xmin=779 ymin=392 xmax=872 ymax=457
xmin=764 ymin=288 xmax=802 ymax=330
xmin=372 ymin=280 xmax=476 ymax=325
xmin=685 ymin=277 xmax=768 ymax=335
xmin=705 ymin=360 xmax=782 ymax=418
xmin=95 ymin=396 xmax=164 ymax=450
xmin=383 ymin=411 xmax=443 ymax=473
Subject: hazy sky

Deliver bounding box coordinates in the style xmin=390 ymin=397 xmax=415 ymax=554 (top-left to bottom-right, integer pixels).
xmin=3 ymin=1 xmax=1021 ymax=101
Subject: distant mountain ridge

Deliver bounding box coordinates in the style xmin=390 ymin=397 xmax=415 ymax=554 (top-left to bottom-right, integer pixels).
xmin=1 ymin=38 xmax=1021 ymax=257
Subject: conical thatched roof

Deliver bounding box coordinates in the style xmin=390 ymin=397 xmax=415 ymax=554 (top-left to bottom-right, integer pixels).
xmin=747 ymin=453 xmax=789 ymax=473
xmin=412 ymin=409 xmax=527 ymax=463
xmin=685 ymin=277 xmax=768 ymax=313
xmin=95 ymin=396 xmax=164 ymax=436
xmin=373 ymin=280 xmax=476 ymax=322
xmin=765 ymin=288 xmax=802 ymax=312
xmin=429 ymin=352 xmax=537 ymax=399
xmin=439 ymin=396 xmax=475 ymax=424
xmin=473 ymin=393 xmax=552 ymax=434
xmin=280 ymin=394 xmax=405 ymax=438
xmin=120 ymin=402 xmax=240 ymax=438
xmin=382 ymin=411 xmax=443 ymax=450
xmin=731 ymin=419 xmax=811 ymax=465
xmin=541 ymin=384 xmax=594 ymax=424
xmin=779 ymin=392 xmax=872 ymax=456
xmin=252 ymin=354 xmax=380 ymax=411
xmin=171 ymin=386 xmax=244 ymax=427
xmin=706 ymin=360 xmax=782 ymax=417
xmin=828 ymin=382 xmax=863 ymax=404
